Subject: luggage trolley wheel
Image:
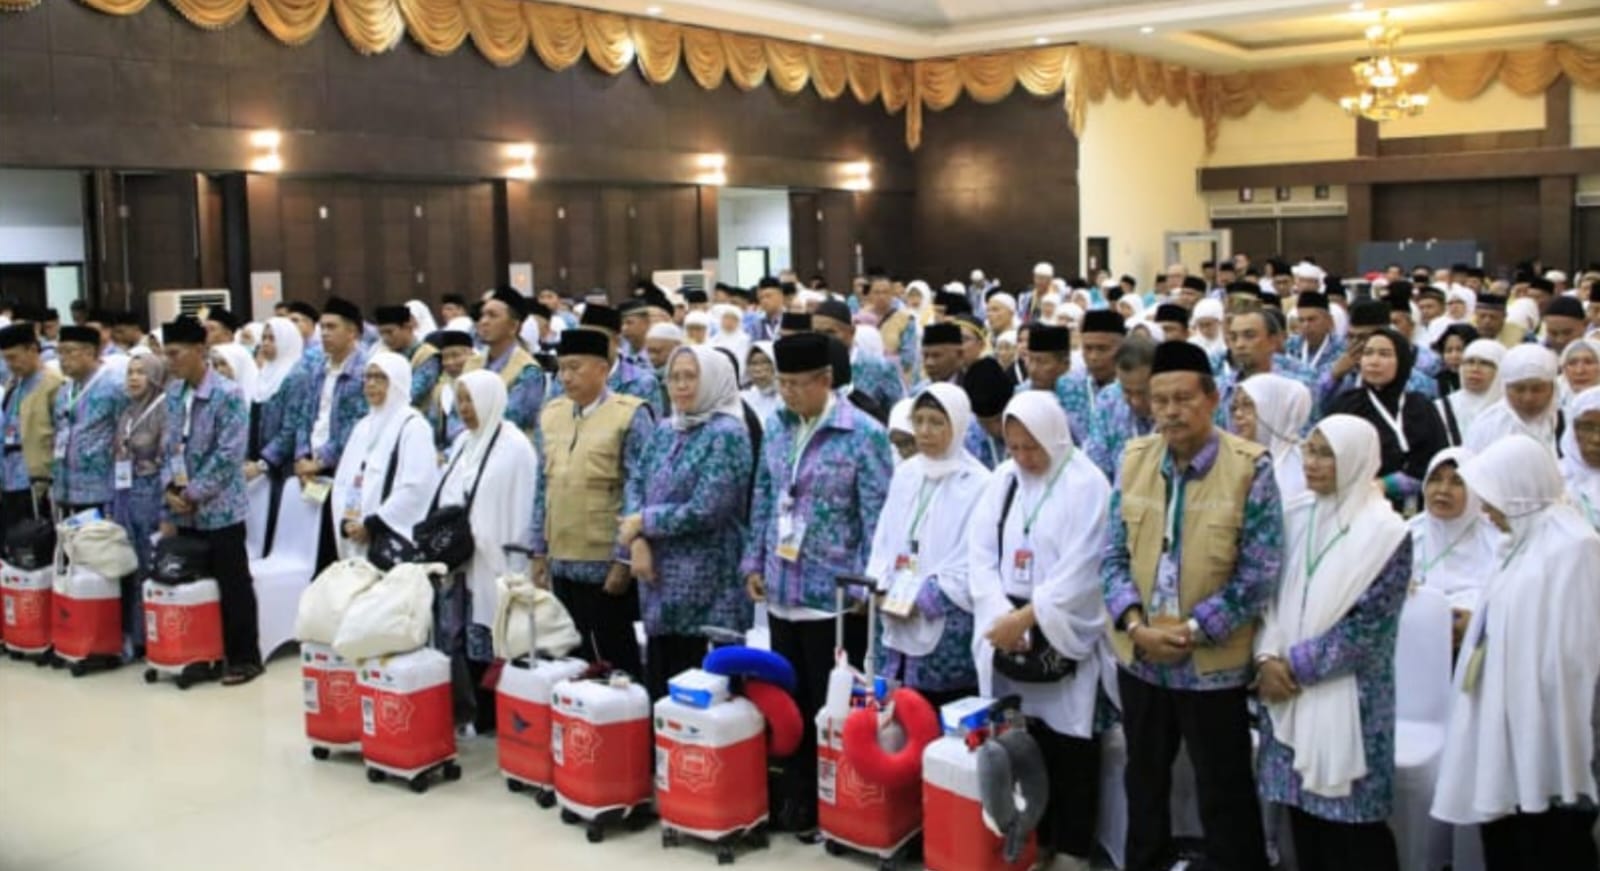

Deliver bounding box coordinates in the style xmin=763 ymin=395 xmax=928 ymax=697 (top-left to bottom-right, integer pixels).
xmin=366 ymin=767 xmax=387 ymax=784
xmin=506 ymin=777 xmax=525 ymax=794
xmin=585 ymin=822 xmax=604 ymax=844
xmin=823 ymin=839 xmax=846 ymax=857
xmin=560 ymin=808 xmax=581 ymax=825
xmin=536 ymin=789 xmax=557 ymax=809
xmin=69 ymin=661 xmax=88 ymax=678
xmin=47 ymin=653 xmax=63 ymax=669
xmin=716 ymin=845 xmax=736 ymax=865
xmin=310 ymin=746 xmax=331 ymax=761
xmin=33 ymin=653 xmax=51 ymax=668
xmin=408 ymin=776 xmax=429 ymax=794
xmin=876 ymin=859 xmax=897 ymax=871
xmin=441 ymin=761 xmax=461 ymax=782
xmin=745 ymin=827 xmax=769 ymax=850
xmin=661 ymin=828 xmax=680 ymax=849
xmin=142 ymin=667 xmax=158 ymax=683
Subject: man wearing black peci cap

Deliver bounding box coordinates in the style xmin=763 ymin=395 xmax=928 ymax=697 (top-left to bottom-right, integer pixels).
xmin=814 ymin=300 xmax=903 ymax=415
xmin=284 ymin=300 xmax=324 ymax=369
xmin=376 ymin=304 xmax=442 ymax=408
xmin=746 ymin=277 xmax=790 ymax=344
xmin=961 ymin=356 xmax=1014 ymax=469
xmin=38 ymin=308 xmax=61 ymax=364
xmin=1543 ymin=295 xmax=1588 ymax=355
xmin=1024 ymin=324 xmax=1073 ymax=396
xmin=203 ymin=307 xmax=240 ymax=348
xmin=1086 ymin=336 xmax=1158 ymax=482
xmin=0 ymin=322 xmax=63 ymax=533
xmin=1103 ymin=340 xmax=1281 ymax=871
xmin=740 ymin=331 xmax=890 ymax=838
xmin=1056 ymin=309 xmax=1125 ymax=446
xmin=529 ymin=327 xmax=654 ymax=679
xmin=913 ymin=321 xmax=966 ymax=394
xmin=1152 ymin=304 xmax=1190 ymax=343
xmin=1285 ymin=292 xmax=1345 ymax=379
xmin=295 ymin=297 xmax=370 ymax=570
xmin=474 ymin=287 xmax=546 ymax=436
xmin=547 ymin=303 xmax=662 ymax=418
xmin=422 ymin=331 xmax=480 ymax=452
xmin=777 ymin=311 xmax=812 ymax=337
xmin=158 ymin=316 xmax=263 ymax=685
xmin=50 ymin=323 xmax=126 ymax=518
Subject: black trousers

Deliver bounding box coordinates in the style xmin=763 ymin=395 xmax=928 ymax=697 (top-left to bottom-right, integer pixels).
xmin=645 ymin=633 xmax=710 ymax=701
xmin=180 ymin=523 xmax=260 ymax=668
xmin=1287 ymin=808 xmax=1399 ymax=871
xmin=552 ymin=574 xmax=642 ymax=678
xmin=767 ymin=613 xmax=867 ymax=829
xmin=315 ymin=499 xmax=337 ymax=574
xmin=1029 ymin=719 xmax=1101 ymax=859
xmin=1481 ymin=808 xmax=1600 ymax=871
xmin=1118 ymin=670 xmax=1269 ymax=871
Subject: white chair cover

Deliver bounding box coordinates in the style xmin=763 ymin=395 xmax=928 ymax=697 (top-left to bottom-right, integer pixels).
xmin=244 ymin=476 xmax=272 ymax=561
xmin=1391 ymin=584 xmax=1454 ymax=871
xmin=251 ymin=478 xmax=324 ymax=661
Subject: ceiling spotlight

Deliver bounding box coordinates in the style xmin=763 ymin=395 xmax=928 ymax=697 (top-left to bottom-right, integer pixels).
xmin=1139 ymin=25 xmax=1155 ymax=34
xmin=646 ymin=4 xmax=662 ymax=14
xmin=1034 ymin=36 xmax=1049 ymax=45
xmin=1547 ymin=0 xmax=1561 ymax=6
xmin=1349 ymin=1 xmax=1364 ymax=10
xmin=249 ymin=129 xmax=282 ymax=173
xmin=810 ymin=33 xmax=825 ymax=41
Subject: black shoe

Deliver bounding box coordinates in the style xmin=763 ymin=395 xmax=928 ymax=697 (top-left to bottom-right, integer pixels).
xmin=222 ymin=663 xmax=264 ymax=686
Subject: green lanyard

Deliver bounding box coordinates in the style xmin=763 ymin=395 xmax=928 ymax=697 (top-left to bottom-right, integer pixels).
xmin=1417 ymin=522 xmax=1478 ymax=577
xmin=1580 ymin=494 xmax=1599 ymax=532
xmin=1304 ymin=503 xmax=1351 ymax=579
xmin=906 ymin=477 xmax=942 ymax=550
xmin=787 ymin=402 xmax=831 ymax=486
xmin=1022 ymin=451 xmax=1072 ymax=538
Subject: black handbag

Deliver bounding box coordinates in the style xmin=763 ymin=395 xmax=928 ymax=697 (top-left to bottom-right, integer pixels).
xmin=364 ymin=426 xmax=418 ymax=572
xmin=153 ymin=535 xmax=210 ymax=585
xmin=411 ymin=426 xmax=501 ymax=571
xmin=4 ymin=486 xmax=54 ymax=571
xmin=989 ymin=474 xmax=1076 ymax=684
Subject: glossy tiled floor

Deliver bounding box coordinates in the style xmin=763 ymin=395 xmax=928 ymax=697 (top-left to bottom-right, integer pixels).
xmin=0 ymin=651 xmax=856 ymax=871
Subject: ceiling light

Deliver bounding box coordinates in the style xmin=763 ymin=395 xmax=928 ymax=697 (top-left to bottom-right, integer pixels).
xmin=1340 ymin=11 xmax=1429 ymax=121
xmin=1034 ymin=37 xmax=1049 ymax=45
xmin=506 ymin=143 xmax=537 ymax=180
xmin=1349 ymin=1 xmax=1364 ymax=10
xmin=249 ymin=129 xmax=281 ymax=148
xmin=810 ymin=33 xmax=824 ymax=42
xmin=250 ymin=154 xmax=283 ymax=174
xmin=646 ymin=4 xmax=662 ymax=14
xmin=248 ymin=129 xmax=282 ymax=173
xmin=1139 ymin=26 xmax=1155 ymax=34
xmin=1547 ymin=0 xmax=1561 ymax=6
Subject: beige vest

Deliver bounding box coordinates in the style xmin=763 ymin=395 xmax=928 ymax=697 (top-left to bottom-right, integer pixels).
xmin=426 ymin=353 xmax=482 ymax=423
xmin=16 ymin=368 xmax=63 ymax=484
xmin=880 ymin=308 xmax=911 ymax=356
xmin=1108 ymin=430 xmax=1265 ymax=674
xmin=539 ymin=393 xmax=644 ymax=562
xmin=498 ymin=347 xmax=535 ymax=391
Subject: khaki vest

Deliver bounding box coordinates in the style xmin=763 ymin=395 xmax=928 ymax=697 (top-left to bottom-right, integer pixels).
xmin=498 ymin=347 xmax=535 ymax=392
xmin=14 ymin=368 xmax=63 ymax=484
xmin=409 ymin=342 xmax=439 ymax=372
xmin=539 ymin=393 xmax=644 ymax=562
xmin=1108 ymin=430 xmax=1265 ymax=674
xmin=880 ymin=308 xmax=911 ymax=356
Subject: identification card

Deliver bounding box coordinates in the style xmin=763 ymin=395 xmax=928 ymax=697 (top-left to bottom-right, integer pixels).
xmin=52 ymin=433 xmax=66 ymax=461
xmin=881 ymin=556 xmax=920 ymax=618
xmin=4 ymin=424 xmax=18 ymax=447
xmin=775 ymin=511 xmax=807 ymax=563
xmin=1013 ymin=549 xmax=1034 ymax=585
xmin=303 ymin=478 xmax=333 ymax=505
xmin=114 ymin=459 xmax=133 ymax=491
xmin=168 ymin=448 xmax=189 ymax=489
xmin=1461 ymin=637 xmax=1487 ymax=695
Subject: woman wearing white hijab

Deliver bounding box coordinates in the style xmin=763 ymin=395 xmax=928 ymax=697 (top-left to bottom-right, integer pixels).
xmin=854 ymin=324 xmax=886 ymax=361
xmin=741 ymin=341 xmax=780 ymax=428
xmin=865 ymin=384 xmax=989 ymax=707
xmin=1560 ymin=386 xmax=1600 ymax=531
xmin=1436 ymin=338 xmax=1504 ymax=446
xmin=210 ymin=342 xmax=259 ymax=403
xmin=406 ymin=300 xmax=439 ymax=337
xmin=1559 ymin=337 xmax=1600 ymax=411
xmin=1190 ymin=298 xmax=1228 ymax=357
xmin=1432 ymin=435 xmax=1600 ymax=870
xmin=1409 ymin=448 xmax=1501 ymax=648
xmin=248 ymin=316 xmax=310 ymax=479
xmin=330 ymin=352 xmax=436 ymax=563
xmin=969 ymin=390 xmax=1112 ymax=870
xmin=618 ymin=346 xmax=754 ymax=699
xmin=1255 ymin=415 xmax=1411 ymax=871
xmin=1230 ymin=373 xmax=1313 ymax=499
xmin=886 ymin=396 xmax=916 ymax=462
xmin=683 ymin=310 xmax=712 ymax=346
xmin=1464 ymin=344 xmax=1561 ymax=454
xmin=710 ymin=303 xmax=750 ymax=361
xmin=433 ymin=369 xmax=537 ymax=730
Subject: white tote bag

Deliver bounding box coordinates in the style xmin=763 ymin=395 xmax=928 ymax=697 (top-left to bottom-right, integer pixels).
xmin=294 ymin=558 xmax=385 ymax=645
xmin=332 ymin=562 xmax=444 ymax=660
xmin=492 ymin=573 xmax=581 ymax=660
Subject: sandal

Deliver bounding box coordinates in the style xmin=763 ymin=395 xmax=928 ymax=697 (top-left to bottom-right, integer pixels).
xmin=221 ymin=663 xmax=264 ymax=686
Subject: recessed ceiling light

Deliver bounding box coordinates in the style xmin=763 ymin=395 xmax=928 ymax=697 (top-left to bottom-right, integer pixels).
xmin=1547 ymin=0 xmax=1561 ymax=6
xmin=1140 ymin=25 xmax=1155 ymax=34
xmin=810 ymin=32 xmax=825 ymax=41
xmin=1349 ymin=1 xmax=1364 ymax=10
xmin=1034 ymin=36 xmax=1049 ymax=45
xmin=646 ymin=4 xmax=662 ymax=13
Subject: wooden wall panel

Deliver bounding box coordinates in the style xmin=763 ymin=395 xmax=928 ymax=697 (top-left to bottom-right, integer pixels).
xmin=789 ymin=192 xmax=821 ymax=281
xmin=818 ymin=191 xmax=857 ymax=295
xmin=1280 ymin=217 xmax=1348 ymax=276
xmin=1213 ymin=219 xmax=1279 ymax=265
xmin=122 ymin=172 xmax=198 ymax=300
xmin=1373 ymin=180 xmax=1541 ymax=273
xmin=196 ymin=173 xmax=226 ymax=289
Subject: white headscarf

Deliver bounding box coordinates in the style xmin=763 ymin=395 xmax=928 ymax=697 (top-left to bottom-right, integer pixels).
xmin=855 ymin=325 xmax=886 ymax=360
xmin=915 ymin=383 xmax=983 ymax=480
xmin=667 ymin=345 xmax=743 ymax=431
xmin=257 ymin=316 xmax=304 ymax=402
xmin=211 ymin=342 xmax=259 ymax=402
xmin=332 ymin=352 xmax=434 ymax=558
xmin=446 ymin=316 xmax=474 ymax=334
xmin=1445 ymin=338 xmax=1506 ymax=433
xmin=406 ymin=300 xmax=439 ymax=337
xmin=647 ymin=322 xmax=683 ymax=344
xmin=887 ymin=397 xmax=914 ymax=440
xmin=1001 ymin=390 xmax=1073 ymax=476
xmin=453 ymin=369 xmax=507 ymax=474
xmin=1559 ymin=386 xmax=1600 ymax=528
xmin=709 ymin=304 xmax=750 ymax=360
xmin=1559 ymin=338 xmax=1600 ymax=402
xmin=1239 ymin=374 xmax=1312 ymax=460
xmin=1466 ymin=345 xmax=1560 ymax=452
xmin=354 ymin=352 xmax=416 ymax=454
xmin=1409 ymin=448 xmax=1500 ymax=611
xmin=1260 ymin=414 xmax=1408 ymax=799
xmin=1190 ymin=298 xmax=1228 ymax=355
xmin=1508 ymin=297 xmax=1541 ymax=335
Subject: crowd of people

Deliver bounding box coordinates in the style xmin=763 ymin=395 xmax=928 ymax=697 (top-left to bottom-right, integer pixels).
xmin=3 ymin=252 xmax=1599 ymax=871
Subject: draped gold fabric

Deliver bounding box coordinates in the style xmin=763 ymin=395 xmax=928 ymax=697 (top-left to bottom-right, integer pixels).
xmin=20 ymin=0 xmax=1600 ymax=152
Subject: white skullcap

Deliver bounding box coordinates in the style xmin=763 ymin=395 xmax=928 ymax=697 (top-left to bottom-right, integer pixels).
xmin=906 ymin=279 xmax=930 ymax=296
xmin=1499 ymin=344 xmax=1558 ymax=384
xmin=943 ymin=281 xmax=966 ymax=295
xmin=1033 ymin=262 xmax=1055 ymax=278
xmin=1100 ymin=279 xmax=1120 ymax=290
xmin=1192 ymin=298 xmax=1225 ymax=323
xmin=1291 ymin=261 xmax=1326 ymax=280
xmin=989 ymin=293 xmax=1018 ymax=313
xmin=684 ymin=311 xmax=712 ymax=329
xmin=1041 ymin=292 xmax=1062 ymax=307
xmin=970 ymin=269 xmax=986 ymax=282
xmin=996 ymin=329 xmax=1018 ymax=348
xmin=646 ymin=323 xmax=683 ymax=342
xmin=1545 ymin=270 xmax=1568 ymax=283
xmin=1060 ymin=302 xmax=1085 ymax=324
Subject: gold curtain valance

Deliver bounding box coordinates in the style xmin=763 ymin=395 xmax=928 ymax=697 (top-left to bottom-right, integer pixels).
xmin=6 ymin=0 xmax=1598 ymax=152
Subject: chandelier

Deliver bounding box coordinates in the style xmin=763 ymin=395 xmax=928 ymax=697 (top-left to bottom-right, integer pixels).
xmin=1339 ymin=12 xmax=1429 ymax=121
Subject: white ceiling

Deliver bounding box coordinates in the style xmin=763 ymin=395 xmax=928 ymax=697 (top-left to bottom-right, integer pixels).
xmin=566 ymin=0 xmax=1600 ymax=67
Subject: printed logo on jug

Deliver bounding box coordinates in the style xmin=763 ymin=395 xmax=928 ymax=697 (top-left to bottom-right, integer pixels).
xmin=161 ymin=608 xmax=192 ymax=639
xmin=326 ymin=671 xmax=358 ymax=713
xmin=566 ymin=721 xmax=602 ymax=766
xmin=839 ymin=762 xmax=886 ymax=807
xmin=671 ymin=746 xmax=722 ymax=794
xmin=378 ymin=695 xmax=416 ymax=734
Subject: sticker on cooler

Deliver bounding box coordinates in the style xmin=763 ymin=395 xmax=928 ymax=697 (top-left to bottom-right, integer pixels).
xmin=304 ymin=678 xmax=321 ymax=714
xmin=551 ymin=721 xmax=564 ymax=765
xmin=362 ymin=695 xmax=376 ymax=735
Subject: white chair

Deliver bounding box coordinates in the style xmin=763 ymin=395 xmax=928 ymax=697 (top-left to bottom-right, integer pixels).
xmin=244 ymin=476 xmax=272 ymax=561
xmin=250 ymin=478 xmax=324 ymax=661
xmin=1096 ymin=724 xmax=1129 ymax=869
xmin=1390 ymin=584 xmax=1454 ymax=871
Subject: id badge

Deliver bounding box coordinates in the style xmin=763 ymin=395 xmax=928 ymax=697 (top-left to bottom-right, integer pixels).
xmin=343 ymin=473 xmax=364 ymax=520
xmin=52 ymin=432 xmax=67 ymax=461
xmin=169 ymin=448 xmax=189 ymax=489
xmin=776 ymin=511 xmax=807 ymax=562
xmin=1462 ymin=635 xmax=1487 ymax=695
xmin=303 ymin=478 xmax=332 ymax=505
xmin=881 ymin=557 xmax=920 ymax=618
xmin=1013 ymin=548 xmax=1034 ymax=585
xmin=114 ymin=459 xmax=133 ymax=491
xmin=4 ymin=424 xmax=18 ymax=447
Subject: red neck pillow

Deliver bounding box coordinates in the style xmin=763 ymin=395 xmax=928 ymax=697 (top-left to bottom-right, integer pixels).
xmin=742 ymin=679 xmax=803 ymax=758
xmin=841 ymin=687 xmax=941 ymax=788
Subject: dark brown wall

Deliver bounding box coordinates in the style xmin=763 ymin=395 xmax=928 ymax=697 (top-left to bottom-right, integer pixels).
xmin=1373 ymin=180 xmax=1542 ymax=274
xmin=913 ymin=92 xmax=1080 ymax=289
xmin=503 ymin=181 xmax=702 ymax=296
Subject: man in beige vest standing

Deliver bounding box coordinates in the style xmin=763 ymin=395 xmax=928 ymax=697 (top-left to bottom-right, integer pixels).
xmin=0 ymin=321 xmax=62 ymax=528
xmin=529 ymin=327 xmax=653 ymax=677
xmin=1101 ymin=341 xmax=1283 ymax=871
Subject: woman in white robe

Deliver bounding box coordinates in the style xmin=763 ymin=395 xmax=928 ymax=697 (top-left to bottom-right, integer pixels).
xmin=1436 ymin=338 xmax=1504 ymax=446
xmin=968 ymin=390 xmax=1111 ymax=869
xmin=1230 ymin=373 xmax=1313 ymax=499
xmin=1559 ymin=338 xmax=1600 ymax=412
xmin=434 ymin=369 xmax=537 ymax=729
xmin=1464 ymin=345 xmax=1561 ymax=454
xmin=865 ymin=384 xmax=989 ymax=707
xmin=330 ymin=352 xmax=437 ymax=563
xmin=1431 ymin=435 xmax=1600 ymax=870
xmin=1254 ymin=415 xmax=1411 ymax=870
xmin=1408 ymin=449 xmax=1501 ymax=642
xmin=710 ymin=303 xmax=751 ymax=362
xmin=740 ymin=341 xmax=781 ymax=428
xmin=1560 ymin=386 xmax=1600 ymax=532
